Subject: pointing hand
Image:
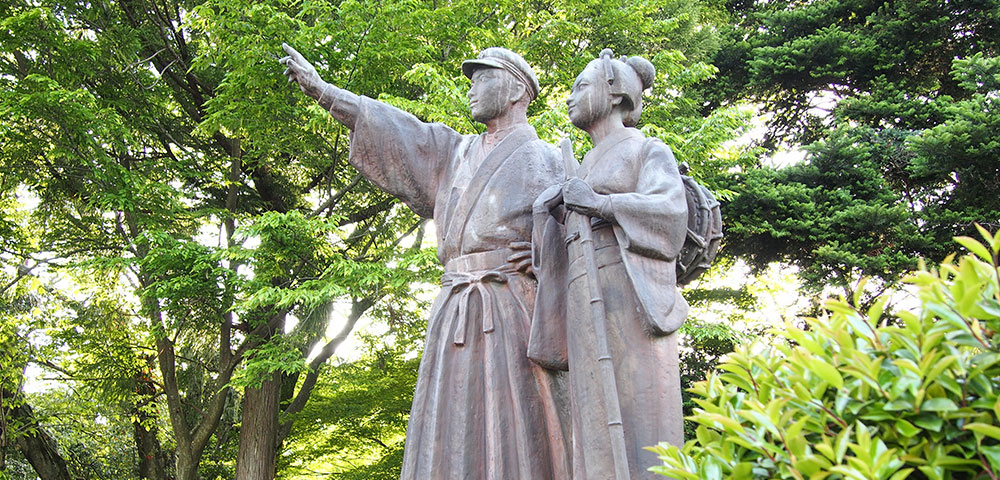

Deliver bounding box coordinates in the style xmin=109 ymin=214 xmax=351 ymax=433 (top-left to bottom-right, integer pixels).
xmin=279 ymin=43 xmax=325 ymax=99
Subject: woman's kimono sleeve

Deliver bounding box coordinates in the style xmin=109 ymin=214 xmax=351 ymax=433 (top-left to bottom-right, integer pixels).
xmin=607 ymin=138 xmax=689 ymax=335
xmin=348 ymin=96 xmax=467 ymax=218
xmin=607 ymin=138 xmax=687 ymax=261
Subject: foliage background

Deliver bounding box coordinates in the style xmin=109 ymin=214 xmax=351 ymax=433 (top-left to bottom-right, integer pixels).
xmin=1 ymin=0 xmax=997 ymax=478
xmin=653 ymin=230 xmax=1000 ymax=480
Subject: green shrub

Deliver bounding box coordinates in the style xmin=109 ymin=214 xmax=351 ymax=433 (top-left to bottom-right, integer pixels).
xmin=651 ymin=227 xmax=1000 ymax=480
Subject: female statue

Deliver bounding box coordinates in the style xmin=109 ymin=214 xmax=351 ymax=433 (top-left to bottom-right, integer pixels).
xmin=531 ymin=49 xmax=689 ymax=479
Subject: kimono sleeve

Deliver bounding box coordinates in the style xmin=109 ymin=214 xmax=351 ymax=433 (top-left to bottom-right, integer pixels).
xmin=348 ymin=96 xmax=467 ymax=218
xmin=606 ymin=138 xmax=688 ymax=261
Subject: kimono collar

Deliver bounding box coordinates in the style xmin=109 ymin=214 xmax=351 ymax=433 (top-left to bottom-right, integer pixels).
xmin=483 ymin=124 xmax=523 ymax=152
xmin=442 ymin=124 xmax=536 ymax=257
xmin=581 ymin=127 xmax=643 ymax=176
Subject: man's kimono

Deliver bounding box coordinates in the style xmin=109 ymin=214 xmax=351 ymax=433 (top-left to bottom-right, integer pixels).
xmin=530 ymin=128 xmax=688 ymax=479
xmin=348 ymin=97 xmax=569 ymax=479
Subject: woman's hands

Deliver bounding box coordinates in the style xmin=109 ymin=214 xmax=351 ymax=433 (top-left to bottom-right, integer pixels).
xmin=563 ymin=178 xmax=612 ymax=221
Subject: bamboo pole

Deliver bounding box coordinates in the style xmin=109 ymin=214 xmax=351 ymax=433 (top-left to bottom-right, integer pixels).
xmin=560 ymin=138 xmax=630 ymax=480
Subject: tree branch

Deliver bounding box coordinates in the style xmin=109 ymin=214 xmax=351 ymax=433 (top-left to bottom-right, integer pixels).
xmin=309 ymin=174 xmax=362 ymax=218
xmin=337 ymin=199 xmax=396 ymax=227
xmin=155 ymin=335 xmax=193 ymax=450
xmin=276 ymin=297 xmax=375 ymax=443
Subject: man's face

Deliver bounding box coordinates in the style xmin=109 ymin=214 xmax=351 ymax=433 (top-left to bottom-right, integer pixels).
xmin=468 ymin=68 xmax=516 ymax=123
xmin=567 ymin=61 xmax=612 ymax=130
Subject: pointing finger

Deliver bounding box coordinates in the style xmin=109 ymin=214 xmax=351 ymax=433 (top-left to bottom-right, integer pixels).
xmin=282 ymin=43 xmax=307 ymax=65
xmin=282 ymin=60 xmax=302 ymax=76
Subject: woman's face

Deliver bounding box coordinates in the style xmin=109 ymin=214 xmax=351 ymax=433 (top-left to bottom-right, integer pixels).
xmin=567 ymin=61 xmax=613 ymax=130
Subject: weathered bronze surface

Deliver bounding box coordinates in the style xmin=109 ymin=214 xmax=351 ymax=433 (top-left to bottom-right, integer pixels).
xmin=531 ymin=49 xmax=688 ymax=479
xmin=282 ymin=43 xmax=704 ymax=479
xmin=281 ymin=45 xmax=570 ymax=479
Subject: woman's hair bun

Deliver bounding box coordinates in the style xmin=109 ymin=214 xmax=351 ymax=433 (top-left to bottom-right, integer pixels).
xmin=626 ymin=56 xmax=655 ymax=91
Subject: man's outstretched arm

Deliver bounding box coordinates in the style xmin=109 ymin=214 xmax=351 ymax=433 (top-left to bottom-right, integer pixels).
xmin=280 ymin=43 xmax=360 ymax=129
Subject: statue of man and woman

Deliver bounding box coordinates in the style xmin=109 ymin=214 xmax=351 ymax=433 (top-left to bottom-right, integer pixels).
xmin=280 ymin=43 xmax=692 ymax=479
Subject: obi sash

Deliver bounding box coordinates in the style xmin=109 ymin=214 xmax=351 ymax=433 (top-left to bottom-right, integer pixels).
xmin=440 ymin=248 xmax=519 ymax=346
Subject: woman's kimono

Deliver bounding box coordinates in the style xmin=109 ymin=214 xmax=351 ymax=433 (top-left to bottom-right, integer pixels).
xmin=348 ymin=97 xmax=570 ymax=479
xmin=530 ymin=128 xmax=688 ymax=479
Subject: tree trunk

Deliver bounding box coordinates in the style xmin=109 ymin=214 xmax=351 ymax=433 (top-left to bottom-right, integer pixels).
xmin=1 ymin=388 xmax=73 ymax=480
xmin=133 ymin=413 xmax=168 ymax=480
xmin=175 ymin=447 xmax=201 ymax=480
xmin=134 ymin=420 xmax=167 ymax=480
xmin=235 ymin=372 xmax=281 ymax=480
xmin=132 ymin=359 xmax=168 ymax=480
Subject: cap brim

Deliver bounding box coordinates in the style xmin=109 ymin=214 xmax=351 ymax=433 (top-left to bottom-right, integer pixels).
xmin=461 ymin=58 xmax=504 ymax=79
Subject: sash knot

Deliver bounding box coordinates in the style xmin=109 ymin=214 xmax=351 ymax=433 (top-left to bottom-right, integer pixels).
xmin=441 ymin=269 xmax=510 ymax=345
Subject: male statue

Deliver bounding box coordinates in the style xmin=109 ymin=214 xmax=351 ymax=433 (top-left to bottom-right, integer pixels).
xmin=280 ymin=44 xmax=569 ymax=479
